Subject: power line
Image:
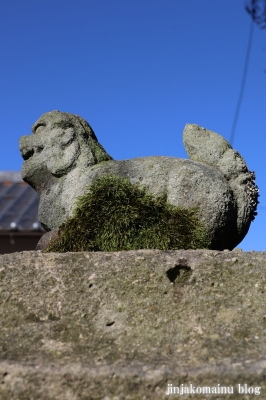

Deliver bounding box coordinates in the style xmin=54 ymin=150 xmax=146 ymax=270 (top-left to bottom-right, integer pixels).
xmin=231 ymin=0 xmax=266 ymax=146
xmin=230 ymin=18 xmax=254 ymax=146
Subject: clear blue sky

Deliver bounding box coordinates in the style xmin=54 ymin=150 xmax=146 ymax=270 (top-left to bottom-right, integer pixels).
xmin=1 ymin=0 xmax=265 ymax=250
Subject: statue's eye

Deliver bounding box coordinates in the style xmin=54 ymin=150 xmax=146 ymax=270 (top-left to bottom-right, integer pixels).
xmin=34 ymin=124 xmax=46 ymax=133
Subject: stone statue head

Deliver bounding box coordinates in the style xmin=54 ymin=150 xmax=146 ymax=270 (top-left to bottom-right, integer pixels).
xmin=20 ymin=110 xmax=112 ymax=182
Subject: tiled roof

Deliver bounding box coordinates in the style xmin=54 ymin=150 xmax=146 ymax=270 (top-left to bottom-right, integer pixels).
xmin=0 ymin=171 xmax=45 ymax=232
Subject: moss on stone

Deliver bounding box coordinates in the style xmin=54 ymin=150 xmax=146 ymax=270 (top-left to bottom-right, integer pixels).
xmin=46 ymin=175 xmax=210 ymax=252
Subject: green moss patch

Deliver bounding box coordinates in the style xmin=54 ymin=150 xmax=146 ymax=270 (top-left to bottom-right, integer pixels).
xmin=46 ymin=175 xmax=210 ymax=252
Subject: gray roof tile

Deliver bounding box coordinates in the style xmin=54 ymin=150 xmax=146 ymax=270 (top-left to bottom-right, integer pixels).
xmin=0 ymin=171 xmax=45 ymax=232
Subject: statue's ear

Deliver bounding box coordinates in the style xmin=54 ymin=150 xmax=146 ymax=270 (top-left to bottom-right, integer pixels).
xmin=76 ymin=140 xmax=98 ymax=168
xmin=46 ymin=129 xmax=80 ymax=176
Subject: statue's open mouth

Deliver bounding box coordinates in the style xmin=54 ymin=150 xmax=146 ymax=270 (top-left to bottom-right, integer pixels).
xmin=21 ymin=148 xmax=34 ymax=161
xmin=21 ymin=146 xmax=44 ymax=161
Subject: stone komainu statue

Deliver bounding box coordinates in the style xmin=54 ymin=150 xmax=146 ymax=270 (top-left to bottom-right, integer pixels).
xmin=19 ymin=110 xmax=259 ymax=250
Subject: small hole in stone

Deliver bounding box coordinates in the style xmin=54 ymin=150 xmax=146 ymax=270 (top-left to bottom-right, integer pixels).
xmin=48 ymin=313 xmax=60 ymax=321
xmin=166 ymin=264 xmax=192 ymax=284
xmin=89 ymin=283 xmax=93 ymax=288
xmin=106 ymin=321 xmax=115 ymax=327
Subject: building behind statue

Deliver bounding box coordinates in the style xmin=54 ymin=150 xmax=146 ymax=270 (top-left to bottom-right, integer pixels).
xmin=0 ymin=171 xmax=45 ymax=254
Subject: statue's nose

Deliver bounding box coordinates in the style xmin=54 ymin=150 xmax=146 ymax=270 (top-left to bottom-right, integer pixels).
xmin=19 ymin=135 xmax=44 ymax=160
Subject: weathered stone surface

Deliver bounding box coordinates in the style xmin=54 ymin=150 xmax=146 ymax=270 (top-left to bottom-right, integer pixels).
xmin=1 ymin=249 xmax=266 ymax=399
xmin=19 ymin=111 xmax=259 ymax=250
xmin=35 ymin=228 xmax=59 ymax=251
